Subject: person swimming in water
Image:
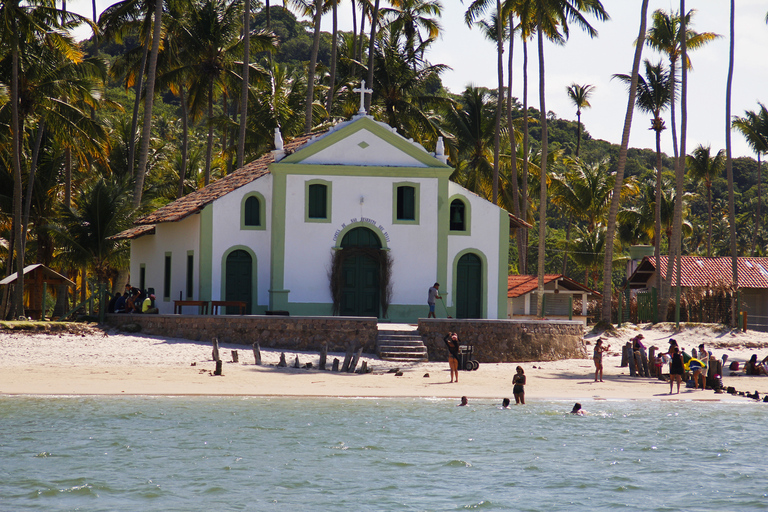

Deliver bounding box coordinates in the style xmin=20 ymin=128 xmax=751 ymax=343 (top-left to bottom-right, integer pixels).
xmin=570 ymin=403 xmax=585 ymax=415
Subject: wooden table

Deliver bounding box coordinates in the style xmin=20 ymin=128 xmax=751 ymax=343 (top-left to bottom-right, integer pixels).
xmin=173 ymin=300 xmax=209 ymax=315
xmin=210 ymin=301 xmax=246 ymax=315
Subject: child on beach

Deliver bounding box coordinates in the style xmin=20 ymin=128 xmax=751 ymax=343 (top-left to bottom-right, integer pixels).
xmin=593 ymin=338 xmax=609 ymax=382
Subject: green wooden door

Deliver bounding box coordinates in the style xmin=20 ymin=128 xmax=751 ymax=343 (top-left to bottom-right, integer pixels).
xmin=340 ymin=228 xmax=380 ymax=317
xmin=225 ymin=250 xmax=252 ymax=314
xmin=456 ymin=253 xmax=482 ymax=319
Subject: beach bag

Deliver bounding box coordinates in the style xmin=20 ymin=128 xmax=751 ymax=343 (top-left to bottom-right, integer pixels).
xmin=729 ymin=361 xmax=739 ymax=371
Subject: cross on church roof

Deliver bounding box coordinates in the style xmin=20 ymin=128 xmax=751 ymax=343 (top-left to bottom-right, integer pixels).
xmin=353 ymin=80 xmax=373 ymax=115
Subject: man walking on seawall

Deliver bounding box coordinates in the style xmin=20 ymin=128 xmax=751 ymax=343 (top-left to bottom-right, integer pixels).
xmin=427 ymin=283 xmax=441 ymax=318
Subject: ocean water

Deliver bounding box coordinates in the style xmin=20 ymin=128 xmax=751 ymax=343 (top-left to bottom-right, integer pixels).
xmin=1 ymin=396 xmax=766 ymax=511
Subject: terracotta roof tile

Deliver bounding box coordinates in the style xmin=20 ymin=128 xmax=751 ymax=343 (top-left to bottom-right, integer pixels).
xmin=134 ymin=133 xmax=319 ymax=226
xmin=109 ymin=224 xmax=156 ymax=240
xmin=638 ymin=256 xmax=768 ymax=288
xmin=507 ymin=274 xmax=601 ymax=298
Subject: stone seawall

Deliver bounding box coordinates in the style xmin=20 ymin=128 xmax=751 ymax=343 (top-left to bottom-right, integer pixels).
xmin=105 ymin=314 xmax=378 ymax=353
xmin=417 ymin=319 xmax=586 ymax=362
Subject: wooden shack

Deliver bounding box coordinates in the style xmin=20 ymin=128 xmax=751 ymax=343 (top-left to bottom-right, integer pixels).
xmin=0 ymin=264 xmax=76 ymax=320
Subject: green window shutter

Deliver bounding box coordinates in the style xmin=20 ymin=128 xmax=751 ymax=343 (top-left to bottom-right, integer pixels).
xmin=163 ymin=254 xmax=172 ymax=299
xmin=308 ymin=184 xmax=327 ymax=219
xmin=396 ymin=186 xmax=415 ymax=220
xmin=244 ymin=196 xmax=260 ymax=226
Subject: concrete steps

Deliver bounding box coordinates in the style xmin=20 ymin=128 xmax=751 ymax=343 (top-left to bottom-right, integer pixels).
xmin=377 ymin=329 xmax=428 ymax=362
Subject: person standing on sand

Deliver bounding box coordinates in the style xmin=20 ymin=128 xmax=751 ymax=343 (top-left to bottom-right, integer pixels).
xmin=428 ymin=283 xmax=441 ymax=318
xmin=669 ymin=346 xmax=684 ymax=394
xmin=593 ymin=338 xmax=609 ymax=382
xmin=512 ymin=366 xmax=526 ymax=404
xmin=444 ymin=332 xmax=460 ymax=383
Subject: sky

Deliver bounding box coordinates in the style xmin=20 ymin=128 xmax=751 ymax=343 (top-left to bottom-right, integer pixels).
xmin=68 ymin=0 xmax=768 ymax=159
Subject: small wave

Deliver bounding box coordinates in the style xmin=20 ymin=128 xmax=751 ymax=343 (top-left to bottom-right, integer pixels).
xmin=445 ymin=459 xmax=473 ymax=468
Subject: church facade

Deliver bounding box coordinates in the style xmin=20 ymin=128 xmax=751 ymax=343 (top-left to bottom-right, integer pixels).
xmin=117 ymin=113 xmax=523 ymax=323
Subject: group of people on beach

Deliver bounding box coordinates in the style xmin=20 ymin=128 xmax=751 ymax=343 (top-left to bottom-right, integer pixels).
xmin=108 ymin=284 xmax=158 ymax=315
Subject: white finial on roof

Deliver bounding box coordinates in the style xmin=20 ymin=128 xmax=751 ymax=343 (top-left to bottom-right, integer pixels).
xmin=353 ymin=80 xmax=373 ymax=115
xmin=435 ymin=136 xmax=448 ymax=164
xmin=272 ymin=127 xmax=285 ymax=162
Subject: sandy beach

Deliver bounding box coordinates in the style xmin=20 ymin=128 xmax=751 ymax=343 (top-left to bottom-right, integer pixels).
xmin=2 ymin=323 xmax=767 ymax=402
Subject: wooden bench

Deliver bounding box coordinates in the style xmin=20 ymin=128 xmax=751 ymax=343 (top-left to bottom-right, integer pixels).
xmin=173 ymin=300 xmax=209 ymax=315
xmin=210 ymin=301 xmax=246 ymax=315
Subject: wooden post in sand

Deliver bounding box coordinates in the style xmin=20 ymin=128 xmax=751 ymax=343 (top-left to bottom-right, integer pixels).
xmin=214 ymin=360 xmax=223 ymax=375
xmin=621 ymin=343 xmax=630 ymax=367
xmin=648 ymin=346 xmax=656 ymax=377
xmin=348 ymin=347 xmax=363 ymax=373
xmin=293 ymin=355 xmax=301 ymax=368
xmin=332 ymin=358 xmax=340 ymax=372
xmin=341 ymin=347 xmax=353 ymax=372
xmin=319 ymin=343 xmax=327 ymax=371
xmin=252 ymin=342 xmax=262 ymax=365
xmin=212 ymin=338 xmax=220 ymax=361
xmin=231 ymin=350 xmax=239 ymax=363
xmin=278 ymin=352 xmax=287 ymax=367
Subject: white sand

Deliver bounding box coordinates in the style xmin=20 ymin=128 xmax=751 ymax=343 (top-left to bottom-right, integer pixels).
xmin=1 ymin=323 xmax=767 ymax=401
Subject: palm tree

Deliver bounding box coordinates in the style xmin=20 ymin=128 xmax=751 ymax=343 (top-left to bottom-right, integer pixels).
xmin=565 ymin=83 xmax=594 ymax=157
xmin=236 ymin=0 xmax=251 ymax=168
xmin=384 ymin=0 xmax=442 ymax=67
xmin=613 ymin=58 xmax=670 ymax=314
xmin=686 ymin=145 xmax=725 ymax=258
xmin=732 ymin=104 xmax=768 ymax=255
xmin=601 ymin=0 xmax=649 ymax=323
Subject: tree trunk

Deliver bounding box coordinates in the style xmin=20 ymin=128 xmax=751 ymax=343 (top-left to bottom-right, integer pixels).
xmin=536 ymin=11 xmax=548 ymax=316
xmin=752 ymin=154 xmax=762 ymax=255
xmin=601 ymin=0 xmax=649 ymax=322
xmin=178 ymin=86 xmax=189 ymax=198
xmin=237 ymin=0 xmax=250 ymax=168
xmin=305 ymin=0 xmax=323 ymax=133
xmin=326 ymin=0 xmax=338 ymax=116
xmin=492 ymin=0 xmax=503 ymax=206
xmin=22 ymin=122 xmax=45 ymax=259
xmin=506 ymin=12 xmax=523 ymax=268
xmin=706 ymin=182 xmax=712 ymax=257
xmin=673 ymin=0 xmax=688 ymax=324
xmin=655 ymin=126 xmax=663 ymax=320
xmin=365 ymin=0 xmax=380 ymax=113
xmin=128 ymin=44 xmax=149 ymax=181
xmin=11 ymin=22 xmax=25 ymax=319
xmin=725 ymin=0 xmax=737 ymax=325
xmin=205 ymin=83 xmax=214 ymax=185
xmin=520 ymin=38 xmax=529 ymax=275
xmin=351 ymin=0 xmax=357 ymax=68
xmin=133 ymin=0 xmax=164 ymax=209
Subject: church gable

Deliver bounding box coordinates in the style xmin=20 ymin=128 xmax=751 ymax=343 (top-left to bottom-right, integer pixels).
xmin=280 ymin=116 xmax=448 ymax=169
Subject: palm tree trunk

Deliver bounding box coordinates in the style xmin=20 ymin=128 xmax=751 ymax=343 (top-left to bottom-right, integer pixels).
xmin=351 ymin=0 xmax=357 ymax=67
xmin=705 ymin=182 xmax=712 ymax=257
xmin=178 ymin=86 xmax=189 ymax=198
xmin=128 ymin=44 xmax=149 ymax=179
xmin=205 ymin=84 xmax=214 ymax=186
xmin=673 ymin=0 xmax=688 ymax=324
xmin=752 ymin=154 xmax=762 ymax=255
xmin=520 ymin=38 xmax=529 ymax=275
xmin=506 ymin=12 xmax=523 ymax=267
xmin=576 ymin=110 xmax=582 ymax=157
xmin=22 ymin=122 xmax=45 ymax=259
xmin=133 ymin=0 xmax=164 ymax=209
xmin=601 ymin=0 xmax=649 ymax=323
xmin=237 ymin=0 xmax=250 ymax=169
xmin=536 ymin=10 xmax=548 ymax=317
xmin=64 ymin=147 xmax=71 ymax=208
xmin=654 ymin=126 xmax=663 ymax=319
xmin=492 ymin=0 xmax=503 ymax=206
xmin=326 ymin=0 xmax=338 ymax=116
xmin=562 ymin=218 xmax=571 ymax=275
xmin=725 ymin=0 xmax=738 ymax=325
xmin=11 ymin=19 xmax=25 ymax=318
xmin=305 ymin=0 xmax=323 ymax=133
xmin=365 ymin=0 xmax=380 ymax=113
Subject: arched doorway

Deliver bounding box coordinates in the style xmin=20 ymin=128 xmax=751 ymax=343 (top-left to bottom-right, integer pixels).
xmin=339 ymin=227 xmax=381 ymax=317
xmin=456 ymin=253 xmax=482 ymax=319
xmin=225 ymin=249 xmax=252 ymax=314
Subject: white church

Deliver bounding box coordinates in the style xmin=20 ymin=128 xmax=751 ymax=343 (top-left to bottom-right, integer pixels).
xmin=116 ymin=92 xmax=528 ymax=323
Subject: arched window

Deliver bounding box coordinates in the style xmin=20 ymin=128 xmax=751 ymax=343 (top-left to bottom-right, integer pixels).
xmin=308 ymin=183 xmax=328 ymax=219
xmin=450 ymin=199 xmax=466 ymax=231
xmin=244 ymin=196 xmax=260 ymax=226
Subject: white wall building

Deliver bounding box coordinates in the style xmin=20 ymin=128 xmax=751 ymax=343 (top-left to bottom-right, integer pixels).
xmin=115 ymin=113 xmax=528 ymax=322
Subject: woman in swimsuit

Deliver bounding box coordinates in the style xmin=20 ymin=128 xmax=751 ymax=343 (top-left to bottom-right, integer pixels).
xmin=512 ymin=366 xmax=526 ymax=404
xmin=669 ymin=346 xmax=684 ymax=394
xmin=444 ymin=332 xmax=460 ymax=383
xmin=593 ymin=338 xmax=609 ymax=382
